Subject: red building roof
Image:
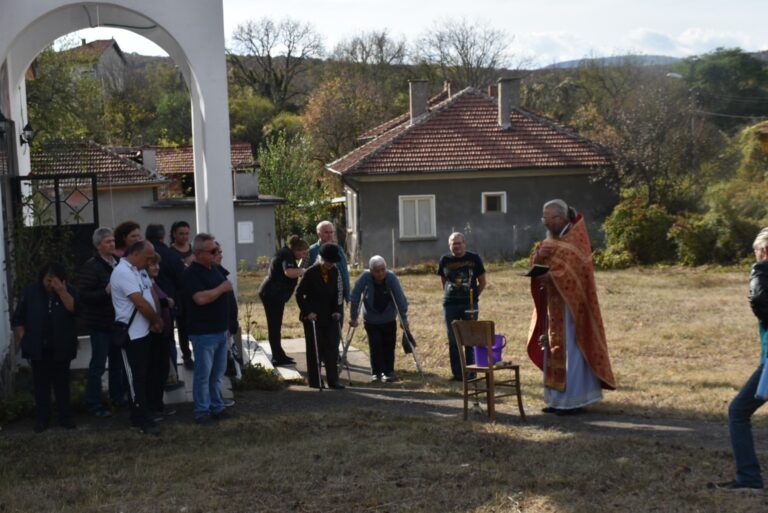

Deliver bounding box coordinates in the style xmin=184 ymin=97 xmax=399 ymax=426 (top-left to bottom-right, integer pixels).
xmin=328 ymin=87 xmax=612 ymax=177
xmin=155 ymin=142 xmax=255 ymax=175
xmin=30 ymin=140 xmax=166 ymax=187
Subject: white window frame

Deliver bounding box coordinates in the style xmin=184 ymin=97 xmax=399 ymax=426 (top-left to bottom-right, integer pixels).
xmin=481 ymin=191 xmax=507 ymax=214
xmin=398 ymin=194 xmax=436 ymax=239
xmin=237 ymin=221 xmax=254 ymax=244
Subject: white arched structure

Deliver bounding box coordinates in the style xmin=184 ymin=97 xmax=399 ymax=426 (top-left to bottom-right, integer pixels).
xmin=0 ymin=1 xmax=236 ymax=388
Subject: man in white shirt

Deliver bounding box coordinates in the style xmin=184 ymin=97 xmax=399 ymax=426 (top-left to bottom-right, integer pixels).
xmin=110 ymin=240 xmax=164 ymax=435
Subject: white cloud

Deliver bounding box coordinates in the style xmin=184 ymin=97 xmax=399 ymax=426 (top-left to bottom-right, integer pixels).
xmin=627 ymin=28 xmax=678 ymax=54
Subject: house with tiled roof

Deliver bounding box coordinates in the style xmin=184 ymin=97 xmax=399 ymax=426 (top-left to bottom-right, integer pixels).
xmin=30 ymin=140 xmax=282 ymax=266
xmin=26 ymin=39 xmax=128 ymax=91
xmin=327 ymin=79 xmax=617 ymax=265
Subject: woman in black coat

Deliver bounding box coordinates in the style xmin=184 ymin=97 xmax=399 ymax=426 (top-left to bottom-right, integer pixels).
xmin=259 ymin=235 xmax=308 ymax=366
xmin=295 ymin=243 xmax=343 ymax=389
xmin=12 ymin=262 xmax=79 ymax=432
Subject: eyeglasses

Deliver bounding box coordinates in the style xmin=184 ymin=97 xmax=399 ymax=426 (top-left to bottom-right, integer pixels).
xmin=209 ymin=248 xmax=221 ymax=255
xmin=541 ymin=215 xmax=561 ymax=223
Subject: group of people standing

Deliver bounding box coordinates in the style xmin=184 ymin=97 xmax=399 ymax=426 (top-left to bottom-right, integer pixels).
xmin=12 ymin=220 xmax=237 ymax=434
xmin=260 ymin=220 xmax=409 ymax=389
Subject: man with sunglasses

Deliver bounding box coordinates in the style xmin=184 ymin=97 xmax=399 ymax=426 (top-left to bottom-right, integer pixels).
xmin=183 ymin=233 xmax=234 ymax=424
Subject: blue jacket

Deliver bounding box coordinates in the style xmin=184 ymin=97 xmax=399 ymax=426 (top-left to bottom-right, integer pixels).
xmin=349 ymin=270 xmax=408 ymax=325
xmin=309 ymin=242 xmax=350 ymax=301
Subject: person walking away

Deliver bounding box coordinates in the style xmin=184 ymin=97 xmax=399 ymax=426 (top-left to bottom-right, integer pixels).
xmin=349 ymin=255 xmax=409 ymax=383
xmin=716 ymin=227 xmax=768 ymax=491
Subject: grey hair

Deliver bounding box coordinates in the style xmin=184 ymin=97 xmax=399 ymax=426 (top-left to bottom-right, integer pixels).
xmin=448 ymin=232 xmax=465 ymax=243
xmin=753 ymin=227 xmax=768 ymax=250
xmin=316 ymin=220 xmax=334 ymax=234
xmin=92 ymin=227 xmax=113 ymax=247
xmin=193 ymin=233 xmax=215 ymax=252
xmin=543 ymin=199 xmax=568 ymax=217
xmin=369 ymin=255 xmax=387 ymax=270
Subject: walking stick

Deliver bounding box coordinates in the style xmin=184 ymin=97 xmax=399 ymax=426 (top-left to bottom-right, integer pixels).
xmin=389 ymin=290 xmax=425 ymax=379
xmin=339 ymin=323 xmax=355 ymax=386
xmin=310 ymin=319 xmax=324 ymax=391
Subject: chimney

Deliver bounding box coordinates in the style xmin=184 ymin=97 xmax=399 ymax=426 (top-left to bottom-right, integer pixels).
xmin=409 ymin=80 xmax=429 ymax=124
xmin=443 ymin=80 xmax=452 ymax=98
xmin=81 ymin=38 xmax=87 ymax=46
xmin=142 ymin=148 xmax=157 ymax=173
xmin=497 ymin=77 xmax=520 ymax=129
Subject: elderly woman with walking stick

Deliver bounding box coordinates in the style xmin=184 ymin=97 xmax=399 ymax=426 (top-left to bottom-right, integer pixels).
xmin=349 ymin=256 xmax=409 ymax=383
xmin=295 ymin=243 xmax=345 ymax=390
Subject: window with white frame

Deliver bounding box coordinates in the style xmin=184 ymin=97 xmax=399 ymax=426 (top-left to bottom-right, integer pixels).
xmin=399 ymin=195 xmax=436 ymax=239
xmin=481 ymin=191 xmax=507 ymax=214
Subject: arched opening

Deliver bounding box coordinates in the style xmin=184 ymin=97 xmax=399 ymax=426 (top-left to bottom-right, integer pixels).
xmin=0 ymin=0 xmax=236 ymax=396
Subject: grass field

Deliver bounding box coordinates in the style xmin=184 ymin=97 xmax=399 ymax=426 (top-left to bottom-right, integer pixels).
xmin=2 ymin=265 xmax=767 ymax=512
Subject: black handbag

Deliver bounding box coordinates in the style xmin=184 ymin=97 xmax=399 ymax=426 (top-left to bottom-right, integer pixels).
xmin=401 ymin=329 xmax=417 ymax=354
xmin=111 ymin=308 xmax=138 ymax=349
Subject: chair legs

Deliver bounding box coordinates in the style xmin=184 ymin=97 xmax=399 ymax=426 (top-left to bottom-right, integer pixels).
xmin=514 ymin=367 xmax=526 ymax=421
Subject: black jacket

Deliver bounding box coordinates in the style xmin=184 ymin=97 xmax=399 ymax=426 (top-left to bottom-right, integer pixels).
xmin=12 ymin=283 xmax=79 ymax=361
xmin=749 ymin=260 xmax=768 ymax=330
xmin=151 ymin=240 xmax=186 ymax=301
xmin=295 ymin=264 xmax=342 ymax=327
xmin=77 ymin=255 xmax=117 ymax=332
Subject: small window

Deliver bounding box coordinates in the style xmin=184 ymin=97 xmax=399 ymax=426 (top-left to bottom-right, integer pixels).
xmin=237 ymin=221 xmax=254 ymax=244
xmin=482 ymin=191 xmax=507 ymax=214
xmin=399 ymin=195 xmax=436 ymax=239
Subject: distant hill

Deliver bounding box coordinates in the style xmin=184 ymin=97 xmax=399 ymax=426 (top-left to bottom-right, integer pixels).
xmin=544 ymin=54 xmax=681 ymax=69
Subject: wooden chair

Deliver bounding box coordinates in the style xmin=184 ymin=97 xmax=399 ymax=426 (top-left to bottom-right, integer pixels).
xmin=451 ymin=320 xmax=526 ymax=422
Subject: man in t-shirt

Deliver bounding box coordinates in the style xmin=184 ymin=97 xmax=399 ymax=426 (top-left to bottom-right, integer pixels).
xmin=183 ymin=233 xmax=234 ymax=424
xmin=437 ymin=232 xmax=487 ymax=381
xmin=110 ymin=240 xmax=164 ymax=435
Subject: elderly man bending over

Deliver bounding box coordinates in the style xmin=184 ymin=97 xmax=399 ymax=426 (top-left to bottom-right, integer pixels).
xmin=349 ymin=256 xmax=409 ymax=383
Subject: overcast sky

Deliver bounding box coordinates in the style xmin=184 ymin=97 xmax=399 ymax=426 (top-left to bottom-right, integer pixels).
xmin=67 ymin=0 xmax=768 ymax=68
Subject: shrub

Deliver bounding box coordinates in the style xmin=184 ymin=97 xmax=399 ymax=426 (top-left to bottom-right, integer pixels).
xmin=668 ymin=214 xmax=719 ymax=266
xmin=603 ymin=198 xmax=676 ymax=264
xmin=593 ymin=247 xmax=634 ymax=269
xmin=232 ymin=363 xmax=285 ymax=391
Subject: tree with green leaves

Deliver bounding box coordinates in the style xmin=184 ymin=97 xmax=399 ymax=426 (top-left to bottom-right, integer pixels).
xmin=258 ymin=132 xmax=329 ymax=247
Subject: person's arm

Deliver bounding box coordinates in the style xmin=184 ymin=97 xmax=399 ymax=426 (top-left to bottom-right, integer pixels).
xmin=340 ymin=253 xmax=351 ymax=302
xmin=50 ymin=277 xmax=76 ymax=313
xmin=390 ymin=274 xmax=409 ymax=329
xmin=11 ymin=290 xmax=28 ymax=347
xmin=283 ymin=254 xmax=305 ymax=279
xmin=77 ymin=263 xmax=109 ymax=304
xmin=295 ymin=271 xmax=313 ymax=320
xmin=127 ymin=291 xmax=163 ymax=328
xmin=477 ymin=273 xmax=487 ymax=296
xmin=192 ymin=280 xmax=233 ymax=306
xmin=348 ymin=274 xmax=366 ymax=326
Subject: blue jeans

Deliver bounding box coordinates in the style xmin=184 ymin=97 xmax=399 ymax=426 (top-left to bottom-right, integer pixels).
xmin=190 ymin=332 xmax=228 ymax=418
xmin=728 ymin=364 xmax=766 ymax=487
xmin=444 ymin=303 xmax=476 ymax=380
xmin=85 ymin=330 xmax=125 ymax=410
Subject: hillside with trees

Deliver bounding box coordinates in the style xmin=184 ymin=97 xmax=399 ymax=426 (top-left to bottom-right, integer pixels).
xmin=26 ymin=19 xmax=768 ymax=261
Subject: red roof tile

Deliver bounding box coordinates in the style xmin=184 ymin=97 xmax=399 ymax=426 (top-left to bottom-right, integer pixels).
xmin=59 ymin=39 xmax=124 ymax=63
xmin=328 ymin=87 xmax=612 ymax=176
xmin=30 ymin=140 xmax=166 ymax=187
xmin=155 ymin=143 xmax=255 ymax=174
xmin=357 ymin=88 xmax=450 ymax=140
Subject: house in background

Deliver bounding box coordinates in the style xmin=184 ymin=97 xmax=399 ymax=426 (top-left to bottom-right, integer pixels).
xmin=327 ymin=79 xmax=617 ymax=266
xmin=30 ymin=140 xmax=281 ymax=266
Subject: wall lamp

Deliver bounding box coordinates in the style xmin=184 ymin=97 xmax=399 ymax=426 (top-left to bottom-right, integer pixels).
xmin=19 ymin=122 xmax=35 ymax=145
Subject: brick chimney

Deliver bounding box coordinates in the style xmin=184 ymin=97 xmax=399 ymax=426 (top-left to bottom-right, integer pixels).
xmin=443 ymin=80 xmax=452 ymax=98
xmin=497 ymin=77 xmax=520 ymax=129
xmin=409 ymin=80 xmax=429 ymax=124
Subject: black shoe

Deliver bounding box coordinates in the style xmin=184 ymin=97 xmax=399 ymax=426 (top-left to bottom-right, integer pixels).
xmin=212 ymin=409 xmax=233 ymax=421
xmin=541 ymin=407 xmax=557 ymax=414
xmin=60 ymin=420 xmax=77 ymax=430
xmin=165 ymin=381 xmax=186 ymax=392
xmin=272 ymin=356 xmax=295 ymax=366
xmin=714 ymin=480 xmax=763 ymax=491
xmin=92 ymin=408 xmax=112 ymax=418
xmin=141 ymin=422 xmax=160 ymax=436
xmin=195 ymin=414 xmax=214 ymax=426
xmin=329 ymin=383 xmax=346 ymax=390
xmin=183 ymin=357 xmax=194 ymax=370
xmin=555 ymin=407 xmax=584 ymax=416
xmin=33 ymin=421 xmax=49 ymax=433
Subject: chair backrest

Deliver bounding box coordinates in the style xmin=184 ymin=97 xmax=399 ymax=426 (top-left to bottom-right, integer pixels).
xmin=452 ymin=320 xmax=495 ymax=371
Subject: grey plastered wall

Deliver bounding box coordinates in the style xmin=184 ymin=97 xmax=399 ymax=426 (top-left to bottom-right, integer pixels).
xmin=95 ymin=188 xmax=277 ymax=267
xmin=347 ymin=170 xmax=617 ymax=267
